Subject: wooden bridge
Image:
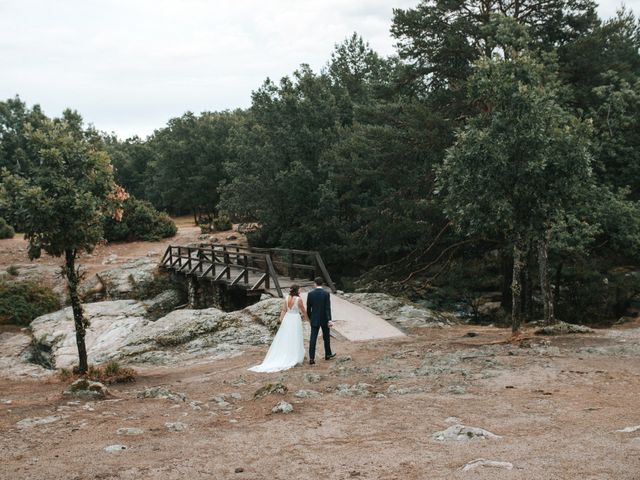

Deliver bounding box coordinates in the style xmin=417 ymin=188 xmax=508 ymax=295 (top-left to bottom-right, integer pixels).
xmin=159 ymin=243 xmax=406 ymax=342
xmin=159 ymin=243 xmax=336 ymax=300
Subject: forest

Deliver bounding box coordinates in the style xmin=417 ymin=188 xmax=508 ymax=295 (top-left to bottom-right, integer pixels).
xmin=1 ymin=0 xmax=639 ymax=330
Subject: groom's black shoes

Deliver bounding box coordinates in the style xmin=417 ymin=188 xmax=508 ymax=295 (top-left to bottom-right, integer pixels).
xmin=325 ymin=353 xmax=336 ymax=360
xmin=309 ymin=359 xmax=315 ymax=365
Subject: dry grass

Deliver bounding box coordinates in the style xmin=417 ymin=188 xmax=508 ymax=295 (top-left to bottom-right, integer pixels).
xmin=58 ymin=361 xmax=136 ymax=384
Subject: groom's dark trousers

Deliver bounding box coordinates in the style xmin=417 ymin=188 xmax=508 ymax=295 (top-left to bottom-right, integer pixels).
xmin=306 ymin=287 xmax=332 ymax=360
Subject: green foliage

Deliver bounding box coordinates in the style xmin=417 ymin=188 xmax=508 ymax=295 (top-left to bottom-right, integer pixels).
xmin=6 ymin=265 xmax=19 ymax=276
xmin=146 ymin=110 xmax=239 ymax=217
xmin=0 ymin=217 xmax=14 ymax=239
xmin=219 ymin=65 xmax=347 ymax=252
xmin=590 ymin=74 xmax=640 ymax=199
xmin=105 ymin=135 xmax=155 ymax=200
xmin=103 ymin=196 xmax=177 ymax=242
xmin=556 ymin=262 xmax=640 ymax=325
xmin=558 ymin=9 xmax=640 ymax=111
xmin=1 ymin=111 xmax=117 ymax=260
xmin=0 ymin=281 xmax=60 ymax=325
xmin=213 ymin=214 xmax=232 ymax=232
xmin=0 ymin=96 xmax=48 ymax=177
xmin=391 ymin=0 xmax=598 ymax=113
xmin=437 ymin=52 xmax=592 ymax=242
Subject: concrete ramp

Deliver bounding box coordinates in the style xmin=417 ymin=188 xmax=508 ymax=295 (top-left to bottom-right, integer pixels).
xmin=301 ymin=291 xmax=405 ymax=341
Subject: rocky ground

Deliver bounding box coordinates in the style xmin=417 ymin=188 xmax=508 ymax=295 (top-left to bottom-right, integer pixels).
xmin=1 ymin=221 xmax=639 ymax=479
xmin=1 ymin=319 xmax=640 ymax=479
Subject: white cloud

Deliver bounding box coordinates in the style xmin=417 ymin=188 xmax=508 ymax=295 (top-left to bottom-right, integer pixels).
xmin=0 ymin=0 xmax=637 ymax=138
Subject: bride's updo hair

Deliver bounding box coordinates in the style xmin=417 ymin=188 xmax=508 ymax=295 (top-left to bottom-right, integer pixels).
xmin=289 ymin=284 xmax=300 ymax=297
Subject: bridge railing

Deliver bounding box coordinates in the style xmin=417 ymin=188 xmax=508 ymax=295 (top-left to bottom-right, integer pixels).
xmin=200 ymin=243 xmax=336 ymax=293
xmin=160 ymin=245 xmax=283 ymax=296
xmin=160 ymin=243 xmax=336 ymax=297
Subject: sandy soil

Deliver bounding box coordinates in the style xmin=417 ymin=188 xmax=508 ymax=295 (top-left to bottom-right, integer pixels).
xmin=1 ymin=322 xmax=639 ymax=480
xmin=1 ymin=221 xmax=639 ymax=479
xmin=0 ymin=216 xmax=249 ymax=278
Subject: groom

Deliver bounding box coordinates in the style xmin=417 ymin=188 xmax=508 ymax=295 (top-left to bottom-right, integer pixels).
xmin=306 ymin=277 xmax=336 ymax=365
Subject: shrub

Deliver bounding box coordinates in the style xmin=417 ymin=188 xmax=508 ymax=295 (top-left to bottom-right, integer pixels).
xmin=213 ymin=214 xmax=233 ymax=232
xmin=0 ymin=281 xmax=60 ymax=325
xmin=6 ymin=265 xmax=19 ymax=276
xmin=103 ymin=196 xmax=177 ymax=242
xmin=0 ymin=217 xmax=15 ymax=239
xmin=58 ymin=360 xmax=136 ymax=384
xmin=556 ymin=262 xmax=640 ymax=325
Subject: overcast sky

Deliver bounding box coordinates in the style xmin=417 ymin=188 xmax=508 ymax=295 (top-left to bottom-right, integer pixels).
xmin=0 ymin=0 xmax=637 ymax=139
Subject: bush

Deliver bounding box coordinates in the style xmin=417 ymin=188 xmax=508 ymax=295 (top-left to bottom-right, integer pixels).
xmin=59 ymin=360 xmax=136 ymax=384
xmin=0 ymin=281 xmax=60 ymax=325
xmin=556 ymin=262 xmax=640 ymax=325
xmin=103 ymin=196 xmax=177 ymax=242
xmin=6 ymin=265 xmax=19 ymax=276
xmin=213 ymin=214 xmax=233 ymax=231
xmin=0 ymin=217 xmax=15 ymax=239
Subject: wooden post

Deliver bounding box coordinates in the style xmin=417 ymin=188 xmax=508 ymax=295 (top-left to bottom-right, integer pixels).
xmin=289 ymin=251 xmax=295 ymax=280
xmin=314 ymin=252 xmax=336 ymax=293
xmin=266 ymin=254 xmax=282 ymax=297
xmin=243 ymin=254 xmax=249 ymax=284
xmin=223 ymin=245 xmax=231 ymax=279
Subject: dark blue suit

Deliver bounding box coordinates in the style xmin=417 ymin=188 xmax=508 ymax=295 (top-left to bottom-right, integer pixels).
xmin=306 ymin=287 xmax=332 ymax=360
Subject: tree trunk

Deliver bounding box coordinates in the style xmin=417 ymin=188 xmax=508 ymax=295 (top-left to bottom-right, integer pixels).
xmin=64 ymin=249 xmax=88 ymax=373
xmin=511 ymin=235 xmax=526 ymax=333
xmin=521 ymin=245 xmax=533 ymax=321
xmin=538 ymin=228 xmax=555 ymax=325
xmin=554 ymin=262 xmax=563 ymax=314
xmin=501 ymin=249 xmax=513 ymax=312
xmin=193 ymin=210 xmax=198 ymax=225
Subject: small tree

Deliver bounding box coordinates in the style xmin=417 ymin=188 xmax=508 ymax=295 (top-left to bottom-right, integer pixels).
xmin=1 ymin=111 xmax=125 ymax=372
xmin=437 ymin=50 xmax=592 ymax=332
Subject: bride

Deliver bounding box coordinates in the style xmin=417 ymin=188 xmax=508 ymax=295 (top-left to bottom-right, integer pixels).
xmin=249 ymin=284 xmax=307 ymax=373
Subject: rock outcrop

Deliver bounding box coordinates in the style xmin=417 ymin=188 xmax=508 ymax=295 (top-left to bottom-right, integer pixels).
xmin=24 ymin=297 xmax=279 ymax=371
xmin=342 ymin=293 xmax=455 ymax=328
xmin=0 ymin=331 xmax=53 ymax=378
xmin=80 ymin=257 xmax=173 ymax=301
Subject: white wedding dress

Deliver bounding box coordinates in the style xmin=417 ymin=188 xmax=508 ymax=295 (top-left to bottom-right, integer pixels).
xmin=249 ymin=295 xmax=305 ymax=373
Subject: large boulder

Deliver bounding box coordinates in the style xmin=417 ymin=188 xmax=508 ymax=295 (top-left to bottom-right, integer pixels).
xmin=28 ymin=298 xmax=275 ymax=369
xmin=30 ymin=300 xmax=149 ymax=368
xmin=0 ymin=331 xmax=52 ymax=378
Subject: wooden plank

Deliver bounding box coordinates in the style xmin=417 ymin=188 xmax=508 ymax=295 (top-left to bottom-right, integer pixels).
xmin=160 ymin=246 xmax=172 ymax=265
xmin=188 ymin=261 xmax=202 ymax=276
xmin=230 ymin=270 xmax=246 ymax=286
xmin=214 ymin=266 xmax=230 ymax=282
xmin=198 ymin=263 xmax=214 ymax=278
xmin=251 ymin=273 xmax=268 ymax=290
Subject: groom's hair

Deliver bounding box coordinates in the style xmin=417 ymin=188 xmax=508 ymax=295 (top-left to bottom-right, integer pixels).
xmin=314 ymin=277 xmax=324 ymax=286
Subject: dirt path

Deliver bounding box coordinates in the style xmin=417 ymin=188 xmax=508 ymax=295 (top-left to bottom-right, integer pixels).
xmin=1 ymin=322 xmax=639 ymax=479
